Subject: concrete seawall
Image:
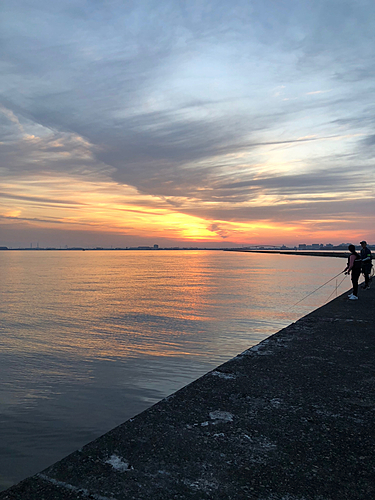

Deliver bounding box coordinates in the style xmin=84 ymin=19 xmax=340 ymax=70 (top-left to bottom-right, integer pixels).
xmin=1 ymin=287 xmax=374 ymax=499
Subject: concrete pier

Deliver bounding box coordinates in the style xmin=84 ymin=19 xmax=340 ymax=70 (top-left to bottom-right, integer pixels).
xmin=1 ymin=286 xmax=374 ymax=499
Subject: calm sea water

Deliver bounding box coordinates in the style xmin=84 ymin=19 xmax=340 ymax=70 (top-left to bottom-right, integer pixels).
xmin=0 ymin=250 xmax=348 ymax=490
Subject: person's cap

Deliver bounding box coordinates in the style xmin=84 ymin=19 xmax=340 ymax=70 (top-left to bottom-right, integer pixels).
xmin=360 ymin=240 xmax=366 ymax=244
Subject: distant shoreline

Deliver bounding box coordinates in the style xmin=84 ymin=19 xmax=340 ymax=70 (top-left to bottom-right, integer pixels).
xmin=0 ymin=247 xmax=353 ymax=255
xmin=1 ymin=247 xmax=226 ymax=251
xmin=225 ymin=249 xmax=348 ymax=258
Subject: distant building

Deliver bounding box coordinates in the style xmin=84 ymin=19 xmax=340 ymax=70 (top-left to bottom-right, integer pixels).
xmin=299 ymin=244 xmax=307 ymax=250
xmin=311 ymin=244 xmax=320 ymax=249
xmin=153 ymin=244 xmax=159 ymax=249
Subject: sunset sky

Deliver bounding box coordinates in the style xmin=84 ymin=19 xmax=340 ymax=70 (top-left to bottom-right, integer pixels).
xmin=1 ymin=0 xmax=374 ymax=248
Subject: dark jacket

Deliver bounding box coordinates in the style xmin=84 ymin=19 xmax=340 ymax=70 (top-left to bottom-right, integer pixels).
xmin=360 ymin=247 xmax=372 ymax=269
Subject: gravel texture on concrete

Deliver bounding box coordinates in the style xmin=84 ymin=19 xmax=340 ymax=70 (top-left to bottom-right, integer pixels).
xmin=1 ymin=286 xmax=374 ymax=500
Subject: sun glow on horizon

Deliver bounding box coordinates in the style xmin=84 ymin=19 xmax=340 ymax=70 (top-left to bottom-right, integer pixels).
xmin=1 ymin=166 xmax=373 ymax=247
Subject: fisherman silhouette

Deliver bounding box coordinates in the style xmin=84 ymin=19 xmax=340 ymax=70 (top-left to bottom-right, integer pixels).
xmin=343 ymin=244 xmax=362 ymax=300
xmin=360 ymin=240 xmax=372 ymax=289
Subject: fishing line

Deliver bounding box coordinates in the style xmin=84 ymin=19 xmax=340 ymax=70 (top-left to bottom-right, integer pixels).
xmin=288 ymin=270 xmax=345 ymax=310
xmin=326 ymin=274 xmax=348 ymax=302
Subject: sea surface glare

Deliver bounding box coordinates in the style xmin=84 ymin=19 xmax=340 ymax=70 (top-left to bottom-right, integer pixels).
xmin=0 ymin=250 xmax=346 ymax=490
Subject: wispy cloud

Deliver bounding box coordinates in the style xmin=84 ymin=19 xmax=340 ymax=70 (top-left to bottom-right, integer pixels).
xmin=306 ymin=90 xmax=332 ymax=95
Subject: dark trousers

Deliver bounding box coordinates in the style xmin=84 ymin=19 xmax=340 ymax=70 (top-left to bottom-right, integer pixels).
xmin=351 ymin=269 xmax=361 ymax=296
xmin=362 ymin=265 xmax=371 ymax=287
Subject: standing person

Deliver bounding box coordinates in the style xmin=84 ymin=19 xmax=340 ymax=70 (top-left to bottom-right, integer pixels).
xmin=360 ymin=240 xmax=372 ymax=289
xmin=344 ymin=244 xmax=362 ymax=300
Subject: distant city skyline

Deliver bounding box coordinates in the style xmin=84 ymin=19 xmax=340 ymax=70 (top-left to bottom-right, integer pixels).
xmin=1 ymin=241 xmax=371 ymax=251
xmin=1 ymin=1 xmax=374 ymax=248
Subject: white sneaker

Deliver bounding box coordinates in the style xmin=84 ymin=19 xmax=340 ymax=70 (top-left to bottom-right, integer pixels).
xmin=349 ymin=295 xmax=358 ymax=300
xmin=348 ymin=293 xmax=354 ymax=297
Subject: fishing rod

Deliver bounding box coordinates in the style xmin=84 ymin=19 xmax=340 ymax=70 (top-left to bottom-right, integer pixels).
xmin=326 ymin=265 xmax=373 ymax=301
xmin=288 ymin=270 xmax=346 ymax=310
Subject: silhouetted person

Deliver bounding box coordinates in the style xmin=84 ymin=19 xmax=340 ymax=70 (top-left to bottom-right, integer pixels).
xmin=344 ymin=244 xmax=362 ymax=300
xmin=360 ymin=240 xmax=372 ymax=289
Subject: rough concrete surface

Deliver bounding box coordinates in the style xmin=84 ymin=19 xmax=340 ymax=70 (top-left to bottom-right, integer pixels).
xmin=1 ymin=286 xmax=374 ymax=500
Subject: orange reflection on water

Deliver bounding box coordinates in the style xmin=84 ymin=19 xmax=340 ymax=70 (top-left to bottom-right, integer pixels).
xmin=1 ymin=250 xmax=347 ymax=365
